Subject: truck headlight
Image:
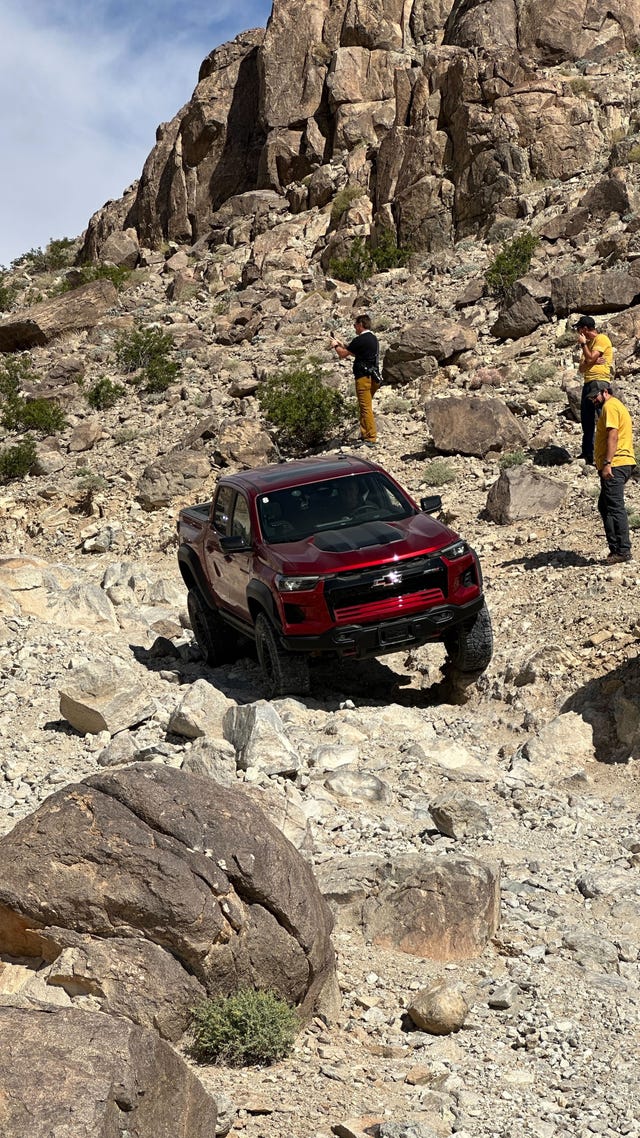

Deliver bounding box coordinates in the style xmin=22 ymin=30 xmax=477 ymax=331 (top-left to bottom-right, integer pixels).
xmin=275 ymin=574 xmax=321 ymax=592
xmin=441 ymin=540 xmax=468 ymax=560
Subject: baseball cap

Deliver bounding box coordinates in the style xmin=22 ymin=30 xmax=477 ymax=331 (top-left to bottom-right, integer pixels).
xmin=583 ymin=380 xmax=609 ymax=399
xmin=573 ymin=315 xmax=596 ymax=330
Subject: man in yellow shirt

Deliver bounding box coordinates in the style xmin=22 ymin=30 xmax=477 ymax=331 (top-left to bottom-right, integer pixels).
xmin=575 ymin=315 xmax=613 ymax=465
xmin=585 ymin=380 xmax=636 ymax=564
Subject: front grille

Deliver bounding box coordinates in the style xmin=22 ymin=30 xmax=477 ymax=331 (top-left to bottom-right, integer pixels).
xmin=325 ymin=554 xmax=446 ymax=625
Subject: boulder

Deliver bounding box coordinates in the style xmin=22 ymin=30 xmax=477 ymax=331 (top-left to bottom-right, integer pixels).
xmin=485 ymin=464 xmax=568 ymax=524
xmin=429 ymin=793 xmax=492 ymax=839
xmin=223 ymin=700 xmax=300 ymax=777
xmin=68 ymin=415 xmax=103 ymax=453
xmin=491 ymin=288 xmax=548 ymax=340
xmin=320 ymin=853 xmax=499 ymax=960
xmin=215 ymin=419 xmax=276 ymax=468
xmin=407 ymin=980 xmax=469 ymax=1035
xmin=551 ymin=270 xmax=640 ymax=318
xmin=0 ymin=765 xmax=335 ymax=1021
xmin=383 ymin=321 xmax=477 ymax=384
xmin=0 ymin=1005 xmax=217 ymax=1137
xmin=511 ymin=711 xmax=594 ymax=783
xmin=0 ymin=280 xmax=118 ymax=351
xmin=426 ymin=396 xmax=528 ymax=457
xmin=99 ymin=228 xmax=140 ymax=268
xmin=137 ymin=449 xmax=211 ymax=510
xmin=0 ymin=555 xmax=118 ymax=631
xmin=59 ymin=659 xmax=157 ymax=735
xmin=168 ymin=678 xmax=234 ymax=740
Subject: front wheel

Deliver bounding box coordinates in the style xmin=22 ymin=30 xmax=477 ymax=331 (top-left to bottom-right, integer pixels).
xmin=442 ymin=601 xmax=493 ymax=685
xmin=255 ymin=613 xmax=310 ymax=698
xmin=187 ymin=589 xmax=237 ymax=666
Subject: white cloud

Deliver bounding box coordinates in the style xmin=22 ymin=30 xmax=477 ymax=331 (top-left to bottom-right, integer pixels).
xmin=0 ymin=0 xmax=272 ymax=266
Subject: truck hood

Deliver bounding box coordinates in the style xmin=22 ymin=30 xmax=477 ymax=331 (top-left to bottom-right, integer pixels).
xmin=260 ymin=513 xmax=458 ymax=574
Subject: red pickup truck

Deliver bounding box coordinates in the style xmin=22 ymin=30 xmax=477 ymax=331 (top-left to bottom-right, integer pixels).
xmin=177 ymin=455 xmax=492 ymax=697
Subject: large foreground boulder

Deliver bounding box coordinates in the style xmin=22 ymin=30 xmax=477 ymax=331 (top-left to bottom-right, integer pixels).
xmin=426 ymin=396 xmax=528 ymax=457
xmin=0 ymin=1005 xmax=217 ymax=1138
xmin=0 ymin=765 xmax=335 ymax=1030
xmin=485 ymin=464 xmax=569 ymax=524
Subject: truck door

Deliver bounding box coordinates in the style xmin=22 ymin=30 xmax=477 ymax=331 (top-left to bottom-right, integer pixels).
xmin=202 ymin=486 xmax=253 ymax=617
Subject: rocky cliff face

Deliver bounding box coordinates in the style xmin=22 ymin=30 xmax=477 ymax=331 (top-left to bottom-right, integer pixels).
xmin=83 ymin=0 xmax=640 ymax=262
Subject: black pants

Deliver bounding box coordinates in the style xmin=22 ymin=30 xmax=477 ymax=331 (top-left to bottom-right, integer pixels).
xmin=598 ymin=466 xmax=635 ymax=555
xmin=581 ymin=385 xmax=597 ymax=461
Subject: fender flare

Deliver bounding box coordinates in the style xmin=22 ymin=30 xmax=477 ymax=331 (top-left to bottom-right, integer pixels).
xmin=177 ymin=545 xmax=214 ymax=609
xmin=246 ymin=579 xmax=280 ymax=628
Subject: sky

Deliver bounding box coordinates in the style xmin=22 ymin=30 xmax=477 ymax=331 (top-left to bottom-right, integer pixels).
xmin=0 ymin=0 xmax=273 ymax=267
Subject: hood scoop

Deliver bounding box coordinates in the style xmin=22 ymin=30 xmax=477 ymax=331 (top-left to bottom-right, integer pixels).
xmin=312 ymin=522 xmax=400 ymax=552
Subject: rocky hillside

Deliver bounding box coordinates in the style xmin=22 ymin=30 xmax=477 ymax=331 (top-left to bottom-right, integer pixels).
xmin=0 ymin=0 xmax=639 ymax=1136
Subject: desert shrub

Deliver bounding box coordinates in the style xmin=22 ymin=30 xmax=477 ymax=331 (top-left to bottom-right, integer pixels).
xmin=0 ymin=274 xmax=18 ymax=312
xmin=499 ymin=449 xmax=527 ymax=469
xmin=329 ymin=236 xmax=373 ymax=283
xmin=535 ymin=386 xmax=563 ymax=404
xmin=0 ymin=438 xmax=37 ymax=483
xmin=76 ymin=470 xmax=109 ymax=492
xmin=63 ymin=263 xmax=131 ymax=292
xmin=258 ymin=363 xmax=347 ymax=454
xmin=330 ymin=185 xmax=364 ymax=225
xmin=7 ymin=399 xmax=67 ymax=434
xmin=485 ymin=231 xmax=539 ymax=298
xmin=626 ymin=144 xmax=640 ymax=164
xmin=189 ymin=989 xmax=298 ymax=1067
xmin=627 ymin=511 xmax=640 ymax=530
xmin=370 ymin=230 xmax=411 ymax=272
xmin=555 ymin=329 xmax=576 ymax=349
xmin=11 ymin=238 xmax=76 ymax=273
xmin=113 ymin=427 xmax=137 ymax=445
xmin=115 ymin=325 xmax=181 ymax=392
xmin=383 ymin=395 xmax=412 ymax=413
xmin=423 ymin=459 xmax=457 ymax=486
xmin=524 ymin=361 xmax=558 ymax=386
xmin=87 ymin=377 xmax=125 ymax=410
xmin=569 ymin=77 xmax=593 ymax=97
xmin=0 ymin=354 xmax=35 ymax=399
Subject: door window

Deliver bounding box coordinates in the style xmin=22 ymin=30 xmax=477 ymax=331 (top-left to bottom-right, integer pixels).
xmin=231 ymin=494 xmax=251 ymax=543
xmin=211 ymin=486 xmax=235 ymax=535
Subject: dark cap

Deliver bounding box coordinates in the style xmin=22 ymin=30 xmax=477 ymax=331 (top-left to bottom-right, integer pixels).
xmin=583 ymin=380 xmax=609 ymax=399
xmin=573 ymin=315 xmax=596 ymax=330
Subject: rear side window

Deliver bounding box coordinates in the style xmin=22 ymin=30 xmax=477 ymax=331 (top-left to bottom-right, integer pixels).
xmin=212 ymin=486 xmax=235 ymax=535
xmin=231 ymin=494 xmax=251 ymax=542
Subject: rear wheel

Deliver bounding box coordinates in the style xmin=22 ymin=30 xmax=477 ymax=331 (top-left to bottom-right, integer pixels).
xmin=255 ymin=613 xmax=310 ymax=698
xmin=442 ymin=601 xmax=493 ymax=686
xmin=187 ymin=589 xmax=237 ymax=666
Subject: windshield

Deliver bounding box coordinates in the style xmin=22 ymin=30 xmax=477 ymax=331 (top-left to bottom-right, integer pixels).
xmin=257 ymin=473 xmax=414 ymax=543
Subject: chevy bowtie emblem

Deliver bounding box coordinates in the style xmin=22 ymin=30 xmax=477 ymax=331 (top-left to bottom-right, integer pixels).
xmin=373 ymin=569 xmax=402 ymax=587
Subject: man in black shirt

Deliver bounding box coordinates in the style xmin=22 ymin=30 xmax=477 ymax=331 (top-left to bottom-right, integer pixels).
xmin=331 ymin=314 xmax=380 ymax=447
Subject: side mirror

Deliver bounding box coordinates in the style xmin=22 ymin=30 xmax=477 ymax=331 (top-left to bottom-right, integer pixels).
xmin=220 ymin=534 xmax=250 ymax=553
xmin=420 ymin=495 xmax=442 ymax=514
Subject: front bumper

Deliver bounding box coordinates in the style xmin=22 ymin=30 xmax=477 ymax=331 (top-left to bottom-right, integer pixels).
xmin=280 ymin=594 xmax=485 ymax=660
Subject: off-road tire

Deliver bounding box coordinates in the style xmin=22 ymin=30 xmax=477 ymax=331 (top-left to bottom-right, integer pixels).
xmin=442 ymin=601 xmax=493 ymax=686
xmin=255 ymin=613 xmax=310 ymax=698
xmin=187 ymin=589 xmax=237 ymax=666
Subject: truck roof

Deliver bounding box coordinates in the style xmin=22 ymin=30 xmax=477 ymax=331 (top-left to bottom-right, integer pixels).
xmin=220 ymin=454 xmax=380 ymax=493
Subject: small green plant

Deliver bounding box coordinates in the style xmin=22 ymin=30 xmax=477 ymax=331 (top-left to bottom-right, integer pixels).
xmin=76 ymin=471 xmax=109 ymax=492
xmin=87 ymin=377 xmax=125 ymax=410
xmin=370 ymin=230 xmax=411 ymax=272
xmin=4 ymin=399 xmax=67 ymax=434
xmin=423 ymin=459 xmax=457 ymax=486
xmin=0 ymin=438 xmax=37 ymax=483
xmin=63 ymin=263 xmax=131 ymax=292
xmin=189 ymin=989 xmax=299 ymax=1067
xmin=11 ymin=238 xmax=76 ymax=273
xmin=0 ymin=273 xmax=18 ymax=312
xmin=499 ymin=449 xmax=527 ymax=469
xmin=569 ymin=77 xmax=593 ymax=97
xmin=535 ymin=385 xmax=563 ymax=404
xmin=115 ymin=325 xmax=181 ymax=392
xmin=524 ymin=361 xmax=558 ymax=386
xmin=330 ymin=186 xmax=364 ymax=226
xmin=383 ymin=395 xmax=412 ymax=413
xmin=485 ymin=231 xmax=539 ymax=298
xmin=625 ymin=144 xmax=640 ymax=164
xmin=113 ymin=427 xmax=137 ymax=445
xmin=329 ymin=236 xmax=373 ymax=283
xmin=627 ymin=511 xmax=640 ymax=530
xmin=258 ymin=363 xmax=347 ymax=454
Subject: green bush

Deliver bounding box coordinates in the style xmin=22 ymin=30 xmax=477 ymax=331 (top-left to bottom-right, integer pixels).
xmin=87 ymin=377 xmax=125 ymax=410
xmin=115 ymin=325 xmax=181 ymax=392
xmin=5 ymin=399 xmax=67 ymax=435
xmin=0 ymin=438 xmax=37 ymax=483
xmin=0 ymin=354 xmax=35 ymax=399
xmin=626 ymin=144 xmax=640 ymax=164
xmin=627 ymin=511 xmax=640 ymax=530
xmin=11 ymin=238 xmax=76 ymax=273
xmin=329 ymin=236 xmax=373 ymax=283
xmin=258 ymin=363 xmax=347 ymax=454
xmin=189 ymin=989 xmax=299 ymax=1066
xmin=524 ymin=361 xmax=558 ymax=386
xmin=370 ymin=230 xmax=411 ymax=272
xmin=330 ymin=186 xmax=365 ymax=226
xmin=423 ymin=459 xmax=457 ymax=486
xmin=499 ymin=448 xmax=527 ymax=469
xmin=0 ymin=274 xmax=18 ymax=312
xmin=63 ymin=263 xmax=131 ymax=292
xmin=485 ymin=231 xmax=539 ymax=298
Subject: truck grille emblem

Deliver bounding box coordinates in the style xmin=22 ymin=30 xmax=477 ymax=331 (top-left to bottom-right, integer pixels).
xmin=373 ymin=569 xmax=402 ymax=588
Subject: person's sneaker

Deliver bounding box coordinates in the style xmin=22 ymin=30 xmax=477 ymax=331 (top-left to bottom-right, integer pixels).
xmin=363 ymin=440 xmax=377 ymax=448
xmin=605 ymin=552 xmax=632 ymax=564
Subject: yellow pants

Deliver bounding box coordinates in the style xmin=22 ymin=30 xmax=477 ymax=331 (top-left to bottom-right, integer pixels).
xmin=355 ymin=374 xmax=380 ymax=443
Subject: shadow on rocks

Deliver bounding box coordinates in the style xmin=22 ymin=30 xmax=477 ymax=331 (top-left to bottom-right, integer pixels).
xmin=561 ymin=653 xmax=640 ymax=763
xmin=500 ymin=549 xmax=593 ymax=570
